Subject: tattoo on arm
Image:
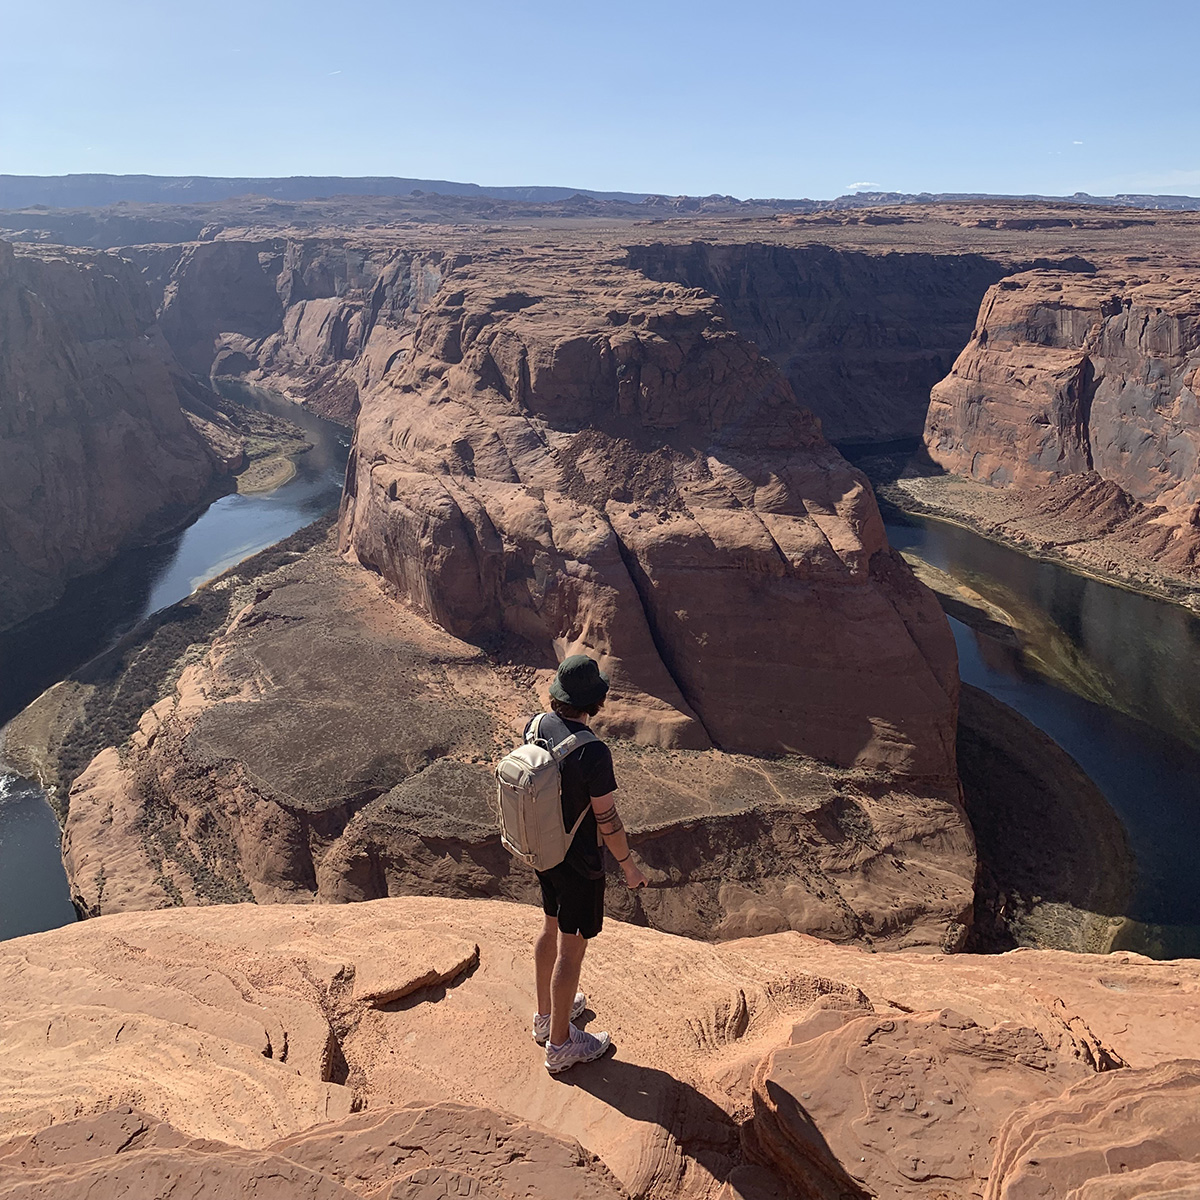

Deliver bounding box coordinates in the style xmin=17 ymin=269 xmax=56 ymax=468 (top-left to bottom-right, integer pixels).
xmin=593 ymin=801 xmax=624 ymax=836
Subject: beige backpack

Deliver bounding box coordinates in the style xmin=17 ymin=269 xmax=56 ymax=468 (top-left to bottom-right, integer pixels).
xmin=495 ymin=713 xmax=597 ymax=871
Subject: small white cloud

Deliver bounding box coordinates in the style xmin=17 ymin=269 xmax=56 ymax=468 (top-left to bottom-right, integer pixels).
xmin=328 ymin=70 xmax=342 ymax=75
xmin=1073 ymin=140 xmax=1084 ymax=145
xmin=848 ymin=181 xmax=879 ymax=191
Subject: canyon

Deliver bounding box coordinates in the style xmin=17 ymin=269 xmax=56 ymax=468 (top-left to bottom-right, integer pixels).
xmin=7 ymin=201 xmax=1200 ymax=940
xmin=5 ymin=194 xmax=1200 ymax=1196
xmin=9 ymin=199 xmax=1200 ymax=942
xmin=0 ymin=239 xmax=310 ymax=631
xmin=0 ymin=240 xmax=222 ymax=630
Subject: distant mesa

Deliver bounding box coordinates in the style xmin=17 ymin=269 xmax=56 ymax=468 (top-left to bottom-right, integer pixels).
xmin=2 ymin=172 xmax=1199 ymax=212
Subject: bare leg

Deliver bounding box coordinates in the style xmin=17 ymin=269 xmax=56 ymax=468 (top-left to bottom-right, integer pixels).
xmin=549 ymin=931 xmax=588 ymax=1046
xmin=534 ymin=915 xmax=558 ymax=1016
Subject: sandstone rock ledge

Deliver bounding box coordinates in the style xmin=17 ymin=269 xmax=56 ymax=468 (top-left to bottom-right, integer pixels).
xmin=1 ymin=899 xmax=1198 ymax=1200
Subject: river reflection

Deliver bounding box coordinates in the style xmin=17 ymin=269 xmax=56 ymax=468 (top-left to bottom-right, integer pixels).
xmin=888 ymin=516 xmax=1200 ymax=751
xmin=890 ymin=515 xmax=1200 ymax=959
xmin=0 ymin=385 xmax=349 ymax=940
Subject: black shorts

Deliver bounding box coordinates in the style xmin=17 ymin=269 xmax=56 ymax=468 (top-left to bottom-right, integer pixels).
xmin=536 ymin=861 xmax=605 ymax=939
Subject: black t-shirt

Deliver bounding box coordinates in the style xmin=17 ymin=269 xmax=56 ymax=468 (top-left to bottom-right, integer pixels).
xmin=523 ymin=713 xmax=617 ymax=880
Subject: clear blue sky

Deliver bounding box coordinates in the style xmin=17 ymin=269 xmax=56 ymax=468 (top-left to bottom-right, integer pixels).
xmin=3 ymin=0 xmax=1197 ymax=199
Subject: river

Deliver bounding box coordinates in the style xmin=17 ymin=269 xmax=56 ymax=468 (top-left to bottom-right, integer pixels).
xmin=4 ymin=410 xmax=1200 ymax=957
xmin=887 ymin=515 xmax=1200 ymax=960
xmin=0 ymin=384 xmax=349 ymax=940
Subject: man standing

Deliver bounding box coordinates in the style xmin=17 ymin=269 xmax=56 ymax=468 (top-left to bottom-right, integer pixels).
xmin=530 ymin=654 xmax=647 ymax=1073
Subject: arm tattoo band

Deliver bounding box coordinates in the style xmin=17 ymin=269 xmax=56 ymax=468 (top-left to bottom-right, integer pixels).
xmin=593 ymin=804 xmax=618 ymax=825
xmin=599 ymin=819 xmax=624 ymax=835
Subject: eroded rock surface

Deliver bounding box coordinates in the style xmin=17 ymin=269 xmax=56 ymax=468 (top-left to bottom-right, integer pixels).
xmin=59 ymin=531 xmax=974 ymax=951
xmin=923 ymin=268 xmax=1200 ymax=585
xmin=0 ymin=241 xmax=222 ymax=628
xmin=2 ymin=899 xmax=1198 ymax=1200
xmin=339 ymin=251 xmax=959 ymax=778
xmin=628 ymin=240 xmax=1007 ymax=442
xmin=132 ymin=237 xmax=450 ymax=423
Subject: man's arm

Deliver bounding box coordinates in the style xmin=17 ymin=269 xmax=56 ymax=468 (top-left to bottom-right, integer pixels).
xmin=590 ymin=792 xmax=647 ymax=889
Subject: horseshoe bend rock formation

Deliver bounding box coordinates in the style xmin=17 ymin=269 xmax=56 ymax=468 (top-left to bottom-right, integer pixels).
xmin=57 ymin=531 xmax=974 ymax=950
xmin=1 ymin=899 xmax=1198 ymax=1200
xmin=339 ymin=250 xmax=960 ymax=778
xmin=922 ymin=267 xmax=1200 ymax=584
xmin=0 ymin=240 xmax=231 ymax=629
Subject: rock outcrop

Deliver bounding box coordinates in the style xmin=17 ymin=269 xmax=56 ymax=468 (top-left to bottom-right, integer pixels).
xmin=0 ymin=241 xmax=229 ymax=629
xmin=58 ymin=529 xmax=974 ymax=952
xmin=339 ymin=250 xmax=960 ymax=779
xmin=130 ymin=238 xmax=450 ymax=423
xmin=628 ymin=241 xmax=1007 ymax=442
xmin=923 ymin=268 xmax=1200 ymax=583
xmin=2 ymin=899 xmax=1198 ymax=1200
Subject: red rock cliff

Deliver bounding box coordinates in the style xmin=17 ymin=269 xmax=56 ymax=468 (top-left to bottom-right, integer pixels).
xmin=926 ymin=269 xmax=1200 ymax=522
xmin=339 ymin=251 xmax=959 ymax=777
xmin=135 ymin=238 xmax=449 ymax=423
xmin=0 ymin=241 xmax=226 ymax=630
xmin=628 ymin=241 xmax=1007 ymax=442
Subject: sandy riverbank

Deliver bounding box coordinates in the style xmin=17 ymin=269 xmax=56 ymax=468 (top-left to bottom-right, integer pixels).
xmin=234 ymin=452 xmax=298 ymax=494
xmin=882 ymin=473 xmax=1200 ymax=611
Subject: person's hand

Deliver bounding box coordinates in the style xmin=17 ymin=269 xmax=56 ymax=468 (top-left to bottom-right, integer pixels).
xmin=622 ymin=861 xmax=648 ymax=890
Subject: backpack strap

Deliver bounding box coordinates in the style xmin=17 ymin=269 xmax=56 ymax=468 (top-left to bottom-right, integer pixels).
xmin=528 ymin=713 xmax=599 ymax=761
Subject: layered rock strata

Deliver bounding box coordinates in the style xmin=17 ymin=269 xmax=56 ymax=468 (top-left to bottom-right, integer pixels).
xmin=57 ymin=530 xmax=974 ymax=951
xmin=339 ymin=251 xmax=960 ymax=779
xmin=923 ymin=268 xmax=1200 ymax=585
xmin=0 ymin=241 xmax=230 ymax=629
xmin=129 ymin=238 xmax=450 ymax=423
xmin=2 ymin=899 xmax=1198 ymax=1200
xmin=629 ymin=241 xmax=1007 ymax=442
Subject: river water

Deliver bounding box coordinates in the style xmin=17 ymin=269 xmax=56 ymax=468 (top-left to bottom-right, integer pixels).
xmin=887 ymin=515 xmax=1200 ymax=959
xmin=4 ymin=402 xmax=1200 ymax=957
xmin=0 ymin=384 xmax=348 ymax=940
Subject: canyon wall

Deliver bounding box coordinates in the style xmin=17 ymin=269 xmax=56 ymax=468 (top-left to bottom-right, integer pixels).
xmin=339 ymin=249 xmax=960 ymax=777
xmin=10 ymin=225 xmax=979 ymax=947
xmin=127 ymin=238 xmax=451 ymax=423
xmin=53 ymin=530 xmax=974 ymax=951
xmin=124 ymin=232 xmax=962 ymax=772
xmin=0 ymin=241 xmax=231 ymax=630
xmin=923 ymin=268 xmax=1200 ymax=579
xmin=628 ymin=241 xmax=1007 ymax=442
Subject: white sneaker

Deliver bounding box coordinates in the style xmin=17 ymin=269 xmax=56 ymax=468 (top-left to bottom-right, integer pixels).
xmin=532 ymin=992 xmax=587 ymax=1044
xmin=544 ymin=1024 xmax=611 ymax=1074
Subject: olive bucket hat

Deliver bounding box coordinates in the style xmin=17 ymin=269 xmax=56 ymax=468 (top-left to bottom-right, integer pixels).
xmin=549 ymin=654 xmax=610 ymax=708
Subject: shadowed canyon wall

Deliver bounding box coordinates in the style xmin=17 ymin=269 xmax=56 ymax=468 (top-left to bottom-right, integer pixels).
xmin=127 ymin=238 xmax=451 ymax=424
xmin=0 ymin=241 xmax=233 ymax=630
xmin=627 ymin=241 xmax=1008 ymax=442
